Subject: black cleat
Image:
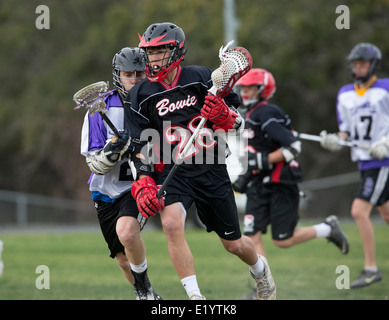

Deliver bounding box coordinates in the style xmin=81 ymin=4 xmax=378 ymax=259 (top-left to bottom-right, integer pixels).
xmin=351 ymin=269 xmax=382 ymax=288
xmin=132 ymin=269 xmax=163 ymax=300
xmin=324 ymin=215 xmax=349 ymax=254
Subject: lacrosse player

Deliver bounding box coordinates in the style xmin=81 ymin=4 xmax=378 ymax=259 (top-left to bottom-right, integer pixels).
xmin=124 ymin=22 xmax=276 ymax=300
xmin=320 ymin=43 xmax=389 ymax=288
xmin=80 ymin=47 xmax=162 ymax=300
xmin=232 ymin=68 xmax=349 ymax=299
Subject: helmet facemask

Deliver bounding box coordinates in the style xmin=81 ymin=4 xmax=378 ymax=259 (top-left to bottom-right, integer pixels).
xmin=138 ymin=22 xmax=186 ymax=82
xmin=142 ymin=43 xmax=185 ymax=82
xmin=347 ymin=43 xmax=382 ymax=84
xmin=112 ymin=47 xmax=146 ymax=99
xmin=237 ymin=85 xmax=264 ymax=108
xmin=113 ymin=70 xmax=145 ymax=99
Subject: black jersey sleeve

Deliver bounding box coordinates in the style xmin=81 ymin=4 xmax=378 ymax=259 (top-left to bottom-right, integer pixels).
xmin=252 ymin=104 xmax=297 ymax=147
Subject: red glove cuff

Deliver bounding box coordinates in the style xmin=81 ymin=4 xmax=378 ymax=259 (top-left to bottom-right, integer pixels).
xmin=212 ymin=110 xmax=238 ymax=131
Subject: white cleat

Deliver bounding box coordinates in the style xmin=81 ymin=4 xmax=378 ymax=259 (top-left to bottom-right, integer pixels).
xmin=251 ymin=255 xmax=276 ymax=300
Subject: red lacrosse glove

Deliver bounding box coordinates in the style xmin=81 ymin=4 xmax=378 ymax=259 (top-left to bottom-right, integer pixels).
xmin=200 ymin=95 xmax=238 ymax=131
xmin=131 ymin=176 xmax=165 ymax=219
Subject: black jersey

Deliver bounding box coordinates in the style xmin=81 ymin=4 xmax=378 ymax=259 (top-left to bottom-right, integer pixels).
xmin=244 ymin=101 xmax=302 ymax=184
xmin=124 ymin=65 xmax=240 ymax=178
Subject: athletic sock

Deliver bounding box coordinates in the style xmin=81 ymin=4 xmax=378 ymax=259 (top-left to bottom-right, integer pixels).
xmin=130 ymin=258 xmax=148 ymax=274
xmin=181 ymin=275 xmax=202 ymax=298
xmin=364 ymin=266 xmax=378 ymax=273
xmin=313 ymin=222 xmax=331 ymax=238
xmin=249 ymin=255 xmax=265 ymax=278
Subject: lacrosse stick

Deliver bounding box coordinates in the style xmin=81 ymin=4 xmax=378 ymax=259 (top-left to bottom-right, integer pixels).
xmin=73 ymin=81 xmax=121 ymax=137
xmin=293 ymin=131 xmax=369 ymax=149
xmin=157 ymin=41 xmax=253 ymax=198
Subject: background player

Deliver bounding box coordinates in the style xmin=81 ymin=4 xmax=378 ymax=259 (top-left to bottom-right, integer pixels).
xmin=320 ymin=42 xmax=389 ymax=288
xmin=232 ymin=68 xmax=349 ymax=299
xmin=80 ymin=47 xmax=162 ymax=299
xmin=125 ymin=22 xmax=276 ymax=300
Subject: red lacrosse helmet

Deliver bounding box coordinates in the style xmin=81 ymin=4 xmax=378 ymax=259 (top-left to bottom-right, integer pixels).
xmin=138 ymin=22 xmax=186 ymax=82
xmin=236 ymin=68 xmax=276 ymax=100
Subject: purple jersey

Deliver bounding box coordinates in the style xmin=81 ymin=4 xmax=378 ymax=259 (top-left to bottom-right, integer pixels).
xmin=81 ymin=90 xmax=134 ymax=199
xmin=336 ymin=78 xmax=389 ymax=170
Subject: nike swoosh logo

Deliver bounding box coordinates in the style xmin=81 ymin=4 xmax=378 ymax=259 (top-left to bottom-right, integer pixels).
xmin=365 ymin=275 xmax=377 ymax=284
xmin=224 ymin=231 xmax=235 ymax=235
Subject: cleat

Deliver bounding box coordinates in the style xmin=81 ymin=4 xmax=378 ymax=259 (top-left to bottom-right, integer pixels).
xmin=351 ymin=269 xmax=382 ymax=289
xmin=324 ymin=215 xmax=349 ymax=254
xmin=132 ymin=269 xmax=163 ymax=300
xmin=251 ymin=255 xmax=276 ymax=300
xmin=189 ymin=294 xmax=206 ymax=300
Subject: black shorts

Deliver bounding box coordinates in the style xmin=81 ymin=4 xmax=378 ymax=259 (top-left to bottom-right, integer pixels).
xmin=243 ymin=179 xmax=299 ymax=241
xmin=356 ymin=167 xmax=389 ymax=206
xmin=95 ymin=192 xmax=146 ymax=258
xmin=156 ymin=164 xmax=242 ymax=241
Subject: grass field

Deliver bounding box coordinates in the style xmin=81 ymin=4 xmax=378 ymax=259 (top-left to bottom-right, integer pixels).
xmin=0 ymin=220 xmax=388 ymax=300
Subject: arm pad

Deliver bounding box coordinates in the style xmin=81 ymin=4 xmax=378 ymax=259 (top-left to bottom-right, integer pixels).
xmin=280 ymin=140 xmax=302 ymax=162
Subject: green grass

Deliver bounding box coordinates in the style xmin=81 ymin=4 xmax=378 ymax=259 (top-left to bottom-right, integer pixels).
xmin=0 ymin=221 xmax=388 ymax=300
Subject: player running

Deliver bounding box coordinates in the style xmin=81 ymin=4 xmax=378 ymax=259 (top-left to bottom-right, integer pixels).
xmin=320 ymin=43 xmax=389 ymax=288
xmin=232 ymin=68 xmax=349 ymax=299
xmin=80 ymin=47 xmax=162 ymax=299
xmin=125 ymin=22 xmax=276 ymax=300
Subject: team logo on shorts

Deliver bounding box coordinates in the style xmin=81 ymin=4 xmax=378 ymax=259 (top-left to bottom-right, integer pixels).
xmin=243 ymin=214 xmax=255 ymax=233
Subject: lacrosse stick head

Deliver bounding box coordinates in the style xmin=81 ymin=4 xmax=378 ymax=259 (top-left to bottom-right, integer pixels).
xmin=211 ymin=44 xmax=253 ymax=98
xmin=73 ymin=81 xmax=110 ymax=116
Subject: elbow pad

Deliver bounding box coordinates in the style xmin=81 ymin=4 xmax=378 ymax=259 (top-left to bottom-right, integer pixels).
xmin=280 ymin=140 xmax=301 ymax=163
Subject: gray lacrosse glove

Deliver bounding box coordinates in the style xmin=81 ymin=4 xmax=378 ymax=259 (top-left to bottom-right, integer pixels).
xmin=320 ymin=130 xmax=344 ymax=152
xmin=86 ymin=129 xmax=132 ymax=175
xmin=369 ymin=134 xmax=389 ymax=160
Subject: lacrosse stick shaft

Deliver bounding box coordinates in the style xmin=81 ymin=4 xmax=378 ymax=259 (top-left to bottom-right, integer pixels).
xmin=295 ymin=132 xmax=369 ymax=149
xmin=99 ymin=112 xmax=121 ymax=137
